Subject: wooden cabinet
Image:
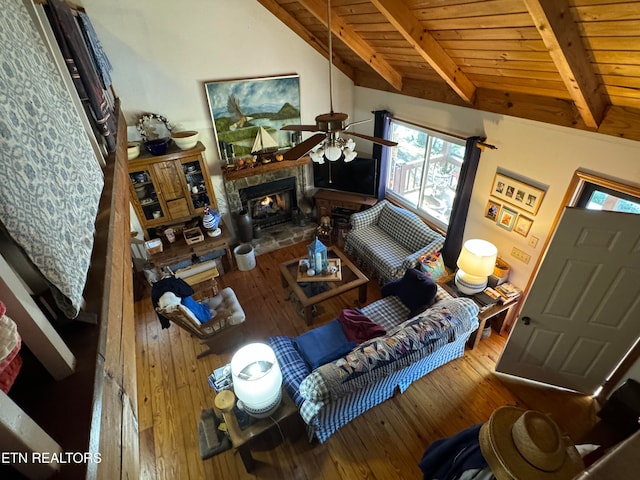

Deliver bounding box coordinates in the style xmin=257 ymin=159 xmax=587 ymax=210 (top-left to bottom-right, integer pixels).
xmin=314 ymin=189 xmax=377 ymax=221
xmin=128 ymin=142 xmax=218 ymax=237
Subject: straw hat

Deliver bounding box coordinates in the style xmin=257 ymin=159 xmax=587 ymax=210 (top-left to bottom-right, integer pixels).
xmin=479 ymin=406 xmax=584 ymax=480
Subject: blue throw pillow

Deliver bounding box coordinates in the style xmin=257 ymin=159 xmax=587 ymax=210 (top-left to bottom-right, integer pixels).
xmin=293 ymin=320 xmax=357 ymax=370
xmin=381 ymin=267 xmax=438 ymax=318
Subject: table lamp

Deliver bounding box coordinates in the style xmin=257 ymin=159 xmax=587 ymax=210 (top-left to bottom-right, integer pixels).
xmin=455 ymin=239 xmax=498 ymax=295
xmin=231 ymin=343 xmax=283 ymax=418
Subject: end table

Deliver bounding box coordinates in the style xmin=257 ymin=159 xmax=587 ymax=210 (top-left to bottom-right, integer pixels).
xmin=438 ymin=274 xmax=520 ymax=349
xmin=216 ymin=388 xmax=301 ymax=472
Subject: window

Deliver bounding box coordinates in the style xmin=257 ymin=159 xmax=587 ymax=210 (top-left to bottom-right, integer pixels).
xmin=576 ymin=183 xmax=640 ymax=213
xmin=385 ymin=119 xmax=466 ymax=229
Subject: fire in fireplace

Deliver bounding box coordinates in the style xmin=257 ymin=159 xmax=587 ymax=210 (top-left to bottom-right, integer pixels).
xmin=239 ymin=177 xmax=297 ymax=229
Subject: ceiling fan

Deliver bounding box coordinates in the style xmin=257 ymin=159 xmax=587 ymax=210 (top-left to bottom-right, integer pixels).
xmin=281 ymin=0 xmax=397 ymax=162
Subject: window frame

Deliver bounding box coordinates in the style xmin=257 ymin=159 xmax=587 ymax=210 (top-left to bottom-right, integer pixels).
xmin=384 ymin=118 xmax=466 ymax=232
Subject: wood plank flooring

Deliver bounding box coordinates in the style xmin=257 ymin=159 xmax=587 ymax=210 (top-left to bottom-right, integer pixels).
xmin=136 ymin=241 xmax=601 ymax=480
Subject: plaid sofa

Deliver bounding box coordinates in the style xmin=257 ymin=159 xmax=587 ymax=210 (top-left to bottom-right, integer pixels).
xmin=344 ymin=200 xmax=445 ymax=285
xmin=269 ymin=287 xmax=479 ymax=443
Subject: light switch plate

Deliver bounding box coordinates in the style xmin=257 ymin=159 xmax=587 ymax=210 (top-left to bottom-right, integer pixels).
xmin=528 ymin=236 xmax=539 ymax=248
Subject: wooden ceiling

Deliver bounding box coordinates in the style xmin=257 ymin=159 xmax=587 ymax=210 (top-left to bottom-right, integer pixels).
xmin=257 ymin=0 xmax=640 ymax=141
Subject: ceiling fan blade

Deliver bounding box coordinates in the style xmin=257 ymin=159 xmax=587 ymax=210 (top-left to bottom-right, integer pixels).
xmin=283 ymin=133 xmax=326 ymax=161
xmin=343 ymin=131 xmax=398 ymax=147
xmin=281 ymin=124 xmax=320 ymax=132
xmin=344 ymin=118 xmax=372 ymax=130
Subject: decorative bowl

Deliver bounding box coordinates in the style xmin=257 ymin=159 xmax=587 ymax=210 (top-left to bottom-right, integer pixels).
xmin=171 ymin=130 xmax=199 ymax=150
xmin=144 ymin=138 xmax=170 ymax=156
xmin=127 ymin=142 xmax=140 ymax=160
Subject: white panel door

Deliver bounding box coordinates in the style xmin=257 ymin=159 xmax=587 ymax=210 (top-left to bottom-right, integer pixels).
xmin=496 ymin=208 xmax=640 ymax=394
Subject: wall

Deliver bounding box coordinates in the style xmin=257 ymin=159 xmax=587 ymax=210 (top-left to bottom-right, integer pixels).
xmin=81 ymin=0 xmax=354 ymax=224
xmin=354 ymin=88 xmax=640 ymax=289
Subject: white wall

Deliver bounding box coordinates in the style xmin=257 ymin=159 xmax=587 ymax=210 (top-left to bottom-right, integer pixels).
xmin=81 ymin=0 xmax=354 ymax=215
xmin=355 ymin=88 xmax=640 ymax=288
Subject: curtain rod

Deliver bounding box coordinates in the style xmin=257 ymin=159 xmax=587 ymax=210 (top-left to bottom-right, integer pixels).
xmin=385 ymin=113 xmax=497 ymax=151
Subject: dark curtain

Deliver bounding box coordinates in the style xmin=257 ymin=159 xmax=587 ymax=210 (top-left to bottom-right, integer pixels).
xmin=441 ymin=136 xmax=485 ymax=269
xmin=372 ymin=110 xmax=393 ymax=200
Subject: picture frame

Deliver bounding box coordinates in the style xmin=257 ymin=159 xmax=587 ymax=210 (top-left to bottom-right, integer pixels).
xmin=484 ymin=199 xmax=501 ymax=221
xmin=204 ymin=74 xmax=301 ymax=160
xmin=497 ymin=206 xmax=518 ymax=231
xmin=490 ymin=172 xmax=545 ymax=215
xmin=514 ymin=215 xmax=533 ymax=237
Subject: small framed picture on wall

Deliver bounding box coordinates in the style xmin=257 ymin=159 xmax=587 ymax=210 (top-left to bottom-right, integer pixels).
xmin=514 ymin=215 xmax=533 ymax=237
xmin=497 ymin=206 xmax=518 ymax=231
xmin=485 ymin=200 xmax=501 ymax=221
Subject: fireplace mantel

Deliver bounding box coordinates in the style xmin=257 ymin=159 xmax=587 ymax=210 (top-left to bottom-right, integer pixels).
xmin=223 ymin=156 xmax=311 ymax=181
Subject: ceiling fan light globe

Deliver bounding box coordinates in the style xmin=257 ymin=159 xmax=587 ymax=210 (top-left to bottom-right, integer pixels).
xmin=310 ymin=150 xmax=324 ymax=163
xmin=344 ymin=149 xmax=357 ymax=162
xmin=325 ymin=145 xmax=342 ymax=161
xmin=346 ymin=138 xmax=356 ymax=149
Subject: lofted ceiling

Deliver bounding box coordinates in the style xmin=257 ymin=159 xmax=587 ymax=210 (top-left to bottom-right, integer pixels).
xmin=257 ymin=0 xmax=640 ymax=141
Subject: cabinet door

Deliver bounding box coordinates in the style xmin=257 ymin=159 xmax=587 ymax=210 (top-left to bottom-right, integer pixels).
xmin=153 ymin=161 xmax=185 ymax=200
xmin=129 ymin=169 xmax=168 ymax=223
xmin=182 ymin=158 xmax=213 ymax=213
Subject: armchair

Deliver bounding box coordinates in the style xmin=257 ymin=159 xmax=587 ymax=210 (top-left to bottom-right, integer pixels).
xmin=154 ymin=276 xmax=246 ymax=358
xmin=344 ymin=199 xmax=445 ymax=284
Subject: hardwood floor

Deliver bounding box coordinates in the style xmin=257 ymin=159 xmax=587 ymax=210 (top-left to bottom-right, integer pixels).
xmin=136 ymin=241 xmax=601 ymax=480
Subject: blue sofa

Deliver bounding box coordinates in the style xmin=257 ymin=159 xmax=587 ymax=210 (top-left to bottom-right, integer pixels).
xmin=270 ymin=286 xmax=479 ymax=443
xmin=344 ymin=199 xmax=445 ymax=284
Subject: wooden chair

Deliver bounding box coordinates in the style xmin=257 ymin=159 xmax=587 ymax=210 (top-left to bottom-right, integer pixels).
xmin=155 ymin=269 xmax=246 ymax=358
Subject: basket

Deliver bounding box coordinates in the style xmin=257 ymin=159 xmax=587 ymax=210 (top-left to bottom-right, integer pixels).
xmin=184 ymin=227 xmax=204 ymax=245
xmin=144 ymin=238 xmax=163 ymax=255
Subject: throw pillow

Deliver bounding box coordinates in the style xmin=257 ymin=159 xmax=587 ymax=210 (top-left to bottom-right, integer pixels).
xmin=381 ymin=267 xmax=438 ymax=318
xmin=293 ymin=320 xmax=357 ymax=370
xmin=338 ymin=308 xmax=386 ymax=343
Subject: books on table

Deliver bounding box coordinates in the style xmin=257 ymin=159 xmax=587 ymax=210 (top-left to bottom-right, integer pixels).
xmin=494 ymin=283 xmax=522 ymax=303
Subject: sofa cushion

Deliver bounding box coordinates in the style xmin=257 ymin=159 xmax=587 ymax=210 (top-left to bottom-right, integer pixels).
xmin=294 ymin=320 xmax=357 ymax=370
xmin=381 ymin=268 xmax=438 ymax=318
xmin=378 ymin=202 xmax=441 ymax=252
xmin=338 ymin=308 xmax=386 ymax=343
xmin=347 ymin=225 xmax=412 ymax=280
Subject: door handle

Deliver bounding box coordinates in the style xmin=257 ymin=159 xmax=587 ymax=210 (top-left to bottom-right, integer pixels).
xmin=522 ymin=316 xmax=531 ymax=325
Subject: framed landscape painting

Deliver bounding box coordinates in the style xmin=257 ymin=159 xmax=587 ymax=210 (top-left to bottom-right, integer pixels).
xmin=204 ymin=74 xmax=301 ymax=160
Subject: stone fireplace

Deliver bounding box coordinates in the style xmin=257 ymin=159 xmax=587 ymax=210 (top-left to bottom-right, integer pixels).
xmin=223 ymin=160 xmax=317 ymax=255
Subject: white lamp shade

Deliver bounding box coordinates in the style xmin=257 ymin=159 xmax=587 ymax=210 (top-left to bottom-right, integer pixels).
xmin=455 ymin=239 xmax=498 ymax=294
xmin=231 ymin=343 xmax=282 ymax=418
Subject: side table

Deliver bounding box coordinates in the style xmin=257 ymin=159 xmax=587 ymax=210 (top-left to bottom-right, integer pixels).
xmin=149 ymin=219 xmax=234 ymax=272
xmin=217 ymin=389 xmax=301 ymax=472
xmin=438 ymin=274 xmax=520 ymax=349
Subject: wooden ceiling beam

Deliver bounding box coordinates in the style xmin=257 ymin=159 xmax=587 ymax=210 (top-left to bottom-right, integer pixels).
xmin=298 ymin=0 xmax=403 ymax=91
xmin=256 ymin=0 xmax=355 ymax=79
xmin=370 ymin=0 xmax=476 ymax=104
xmin=523 ymin=0 xmax=608 ymax=128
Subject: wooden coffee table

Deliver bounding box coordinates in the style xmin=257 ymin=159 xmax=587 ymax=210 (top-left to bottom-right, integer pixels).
xmin=280 ymin=247 xmax=369 ymax=325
